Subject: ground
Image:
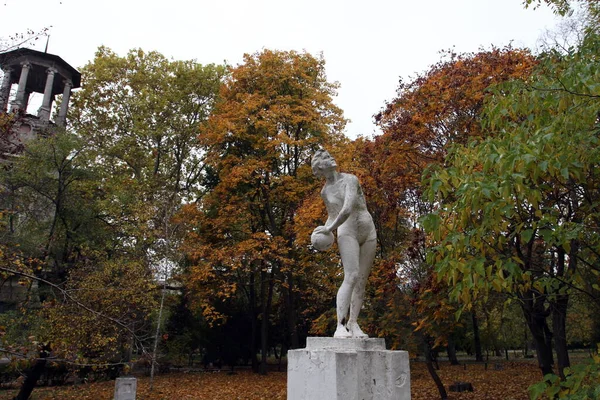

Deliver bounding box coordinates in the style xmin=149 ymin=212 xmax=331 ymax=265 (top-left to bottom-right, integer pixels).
xmin=0 ymin=361 xmax=544 ymax=399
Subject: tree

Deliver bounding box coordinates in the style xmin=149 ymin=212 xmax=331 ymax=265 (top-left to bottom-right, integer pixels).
xmin=422 ymin=31 xmax=600 ymax=378
xmin=46 ymin=257 xmax=157 ymax=366
xmin=0 ymin=28 xmax=50 ymax=53
xmin=362 ymin=49 xmax=534 ymax=338
xmin=524 ymin=0 xmax=600 ymax=20
xmin=354 ymin=46 xmax=539 ymax=399
xmin=69 ymin=46 xmax=225 ymax=238
xmin=67 ymin=46 xmax=227 ymax=382
xmin=0 ymin=47 xmax=226 ymax=398
xmin=1 ymin=130 xmax=107 ymax=275
xmin=0 ymin=130 xmax=159 ymax=399
xmin=183 ymin=49 xmax=346 ymax=374
xmin=366 ymin=45 xmax=536 ymax=278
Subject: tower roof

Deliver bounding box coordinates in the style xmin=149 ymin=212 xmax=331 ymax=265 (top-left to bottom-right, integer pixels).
xmin=0 ymin=48 xmax=81 ymax=93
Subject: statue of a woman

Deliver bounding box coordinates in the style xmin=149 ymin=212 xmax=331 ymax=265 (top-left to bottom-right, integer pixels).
xmin=311 ymin=149 xmax=377 ymax=338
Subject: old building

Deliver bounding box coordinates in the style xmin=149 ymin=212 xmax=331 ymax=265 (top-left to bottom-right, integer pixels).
xmin=0 ymin=47 xmax=81 ymax=154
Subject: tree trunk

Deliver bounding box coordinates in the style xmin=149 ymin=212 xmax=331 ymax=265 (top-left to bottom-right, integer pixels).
xmin=471 ymin=311 xmax=483 ymax=362
xmin=551 ymin=245 xmax=574 ymax=379
xmin=524 ymin=326 xmax=529 ymax=357
xmin=259 ymin=269 xmax=275 ymax=375
xmin=285 ymin=270 xmax=299 ymax=350
xmin=423 ymin=336 xmax=447 ymax=400
xmin=552 ymin=293 xmax=570 ymax=379
xmin=250 ymin=271 xmax=259 ymax=373
xmin=149 ymin=285 xmax=167 ymax=392
xmin=521 ymin=292 xmax=554 ymax=376
xmin=13 ymin=347 xmax=49 ymax=400
xmin=446 ymin=336 xmax=459 ymax=365
xmin=278 ymin=343 xmax=287 ymax=372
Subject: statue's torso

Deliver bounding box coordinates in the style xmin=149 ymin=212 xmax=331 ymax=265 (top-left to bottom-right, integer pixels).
xmin=321 ymin=173 xmax=375 ymax=244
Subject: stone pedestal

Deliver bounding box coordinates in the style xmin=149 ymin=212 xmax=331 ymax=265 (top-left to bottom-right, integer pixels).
xmin=114 ymin=377 xmax=137 ymax=400
xmin=287 ymin=337 xmax=410 ymax=400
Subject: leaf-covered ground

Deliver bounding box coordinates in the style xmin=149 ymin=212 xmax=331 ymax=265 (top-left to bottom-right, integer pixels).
xmin=0 ymin=361 xmax=542 ymax=399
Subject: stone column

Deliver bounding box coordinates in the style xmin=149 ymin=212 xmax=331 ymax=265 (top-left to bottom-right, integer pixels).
xmin=55 ymin=79 xmax=72 ymax=127
xmin=10 ymin=62 xmax=31 ymax=112
xmin=0 ymin=68 xmax=12 ymax=112
xmin=22 ymin=91 xmax=31 ymax=112
xmin=38 ymin=67 xmax=57 ymax=122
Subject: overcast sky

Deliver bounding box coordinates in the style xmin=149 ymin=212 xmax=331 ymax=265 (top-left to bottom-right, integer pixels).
xmin=2 ymin=0 xmax=559 ymax=138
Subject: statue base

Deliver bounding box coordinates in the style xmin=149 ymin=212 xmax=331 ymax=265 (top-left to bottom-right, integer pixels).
xmin=287 ymin=337 xmax=411 ymax=400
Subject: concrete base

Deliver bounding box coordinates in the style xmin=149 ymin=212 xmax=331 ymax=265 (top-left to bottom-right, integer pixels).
xmin=287 ymin=337 xmax=410 ymax=400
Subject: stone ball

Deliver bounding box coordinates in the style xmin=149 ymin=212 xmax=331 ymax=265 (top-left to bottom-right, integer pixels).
xmin=311 ymin=228 xmax=334 ymax=251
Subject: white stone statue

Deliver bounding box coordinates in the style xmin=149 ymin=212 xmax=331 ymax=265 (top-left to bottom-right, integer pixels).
xmin=311 ymin=149 xmax=377 ymax=338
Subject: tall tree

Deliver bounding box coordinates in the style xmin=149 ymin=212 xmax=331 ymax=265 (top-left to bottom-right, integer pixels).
xmin=361 ymin=46 xmax=536 ymax=340
xmin=183 ymin=49 xmax=346 ymax=374
xmin=67 ymin=46 xmax=226 ymax=283
xmin=354 ymin=47 xmax=538 ymax=399
xmin=422 ymin=31 xmax=600 ymax=377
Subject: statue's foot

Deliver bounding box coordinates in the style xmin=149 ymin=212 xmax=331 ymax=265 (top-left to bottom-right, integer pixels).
xmin=333 ymin=325 xmax=352 ymax=338
xmin=348 ymin=322 xmax=368 ymax=338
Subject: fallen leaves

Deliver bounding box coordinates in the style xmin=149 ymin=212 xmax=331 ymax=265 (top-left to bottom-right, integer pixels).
xmin=0 ymin=361 xmax=543 ymax=400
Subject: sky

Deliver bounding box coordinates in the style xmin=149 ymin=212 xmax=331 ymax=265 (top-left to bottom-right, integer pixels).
xmin=1 ymin=0 xmax=559 ymax=139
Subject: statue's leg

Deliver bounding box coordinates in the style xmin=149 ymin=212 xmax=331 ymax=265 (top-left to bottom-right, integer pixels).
xmin=347 ymin=237 xmax=377 ymax=338
xmin=334 ymin=235 xmax=360 ymax=338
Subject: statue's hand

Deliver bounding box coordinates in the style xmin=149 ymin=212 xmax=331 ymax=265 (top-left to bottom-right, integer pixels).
xmin=314 ymin=225 xmax=331 ymax=235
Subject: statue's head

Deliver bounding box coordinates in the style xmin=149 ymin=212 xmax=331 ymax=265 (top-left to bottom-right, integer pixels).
xmin=311 ymin=149 xmax=337 ymax=177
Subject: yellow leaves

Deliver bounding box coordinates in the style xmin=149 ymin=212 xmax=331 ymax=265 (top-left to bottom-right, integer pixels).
xmin=413 ymin=318 xmax=427 ymax=332
xmin=44 ymin=257 xmax=158 ymax=363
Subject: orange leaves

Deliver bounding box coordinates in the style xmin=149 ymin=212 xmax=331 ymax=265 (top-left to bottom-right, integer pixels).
xmin=372 ymin=47 xmax=537 ymax=201
xmin=0 ymin=362 xmax=544 ymax=400
xmin=350 ymin=47 xmax=539 ymax=353
xmin=293 ymin=190 xmax=326 ymax=247
xmin=181 ymin=49 xmax=351 ymax=339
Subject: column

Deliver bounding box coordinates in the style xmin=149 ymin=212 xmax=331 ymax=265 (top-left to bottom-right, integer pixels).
xmin=38 ymin=67 xmax=57 ymax=121
xmin=55 ymin=79 xmax=73 ymax=127
xmin=0 ymin=68 xmax=12 ymax=112
xmin=10 ymin=62 xmax=31 ymax=112
xmin=22 ymin=91 xmax=31 ymax=111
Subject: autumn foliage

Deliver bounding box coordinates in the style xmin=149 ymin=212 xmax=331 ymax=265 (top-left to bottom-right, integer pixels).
xmin=353 ymin=47 xmax=537 ymax=343
xmin=3 ymin=3 xmax=600 ymax=398
xmin=181 ymin=49 xmax=347 ymax=374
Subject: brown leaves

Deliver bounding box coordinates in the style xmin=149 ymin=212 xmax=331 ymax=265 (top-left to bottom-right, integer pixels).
xmin=370 ymin=46 xmax=538 ymax=212
xmin=181 ymin=49 xmax=351 ymax=333
xmin=411 ymin=362 xmax=542 ymax=400
xmin=0 ymin=362 xmax=543 ymax=400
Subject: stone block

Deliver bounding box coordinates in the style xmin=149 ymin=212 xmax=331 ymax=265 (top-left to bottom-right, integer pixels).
xmin=288 ymin=337 xmax=410 ymax=400
xmin=449 ymin=382 xmax=473 ymax=392
xmin=114 ymin=377 xmax=137 ymax=400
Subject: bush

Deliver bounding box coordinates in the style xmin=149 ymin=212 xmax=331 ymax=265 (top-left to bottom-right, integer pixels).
xmin=529 ymin=345 xmax=600 ymax=399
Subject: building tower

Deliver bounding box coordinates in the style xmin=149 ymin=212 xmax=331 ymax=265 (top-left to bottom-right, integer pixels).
xmin=0 ymin=48 xmax=81 ymax=139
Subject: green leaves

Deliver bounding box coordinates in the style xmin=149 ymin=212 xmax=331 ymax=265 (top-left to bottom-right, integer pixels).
xmin=529 ymin=346 xmax=600 ymax=399
xmin=71 ymin=46 xmax=227 ymax=202
xmin=423 ymin=31 xmax=600 ymax=310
